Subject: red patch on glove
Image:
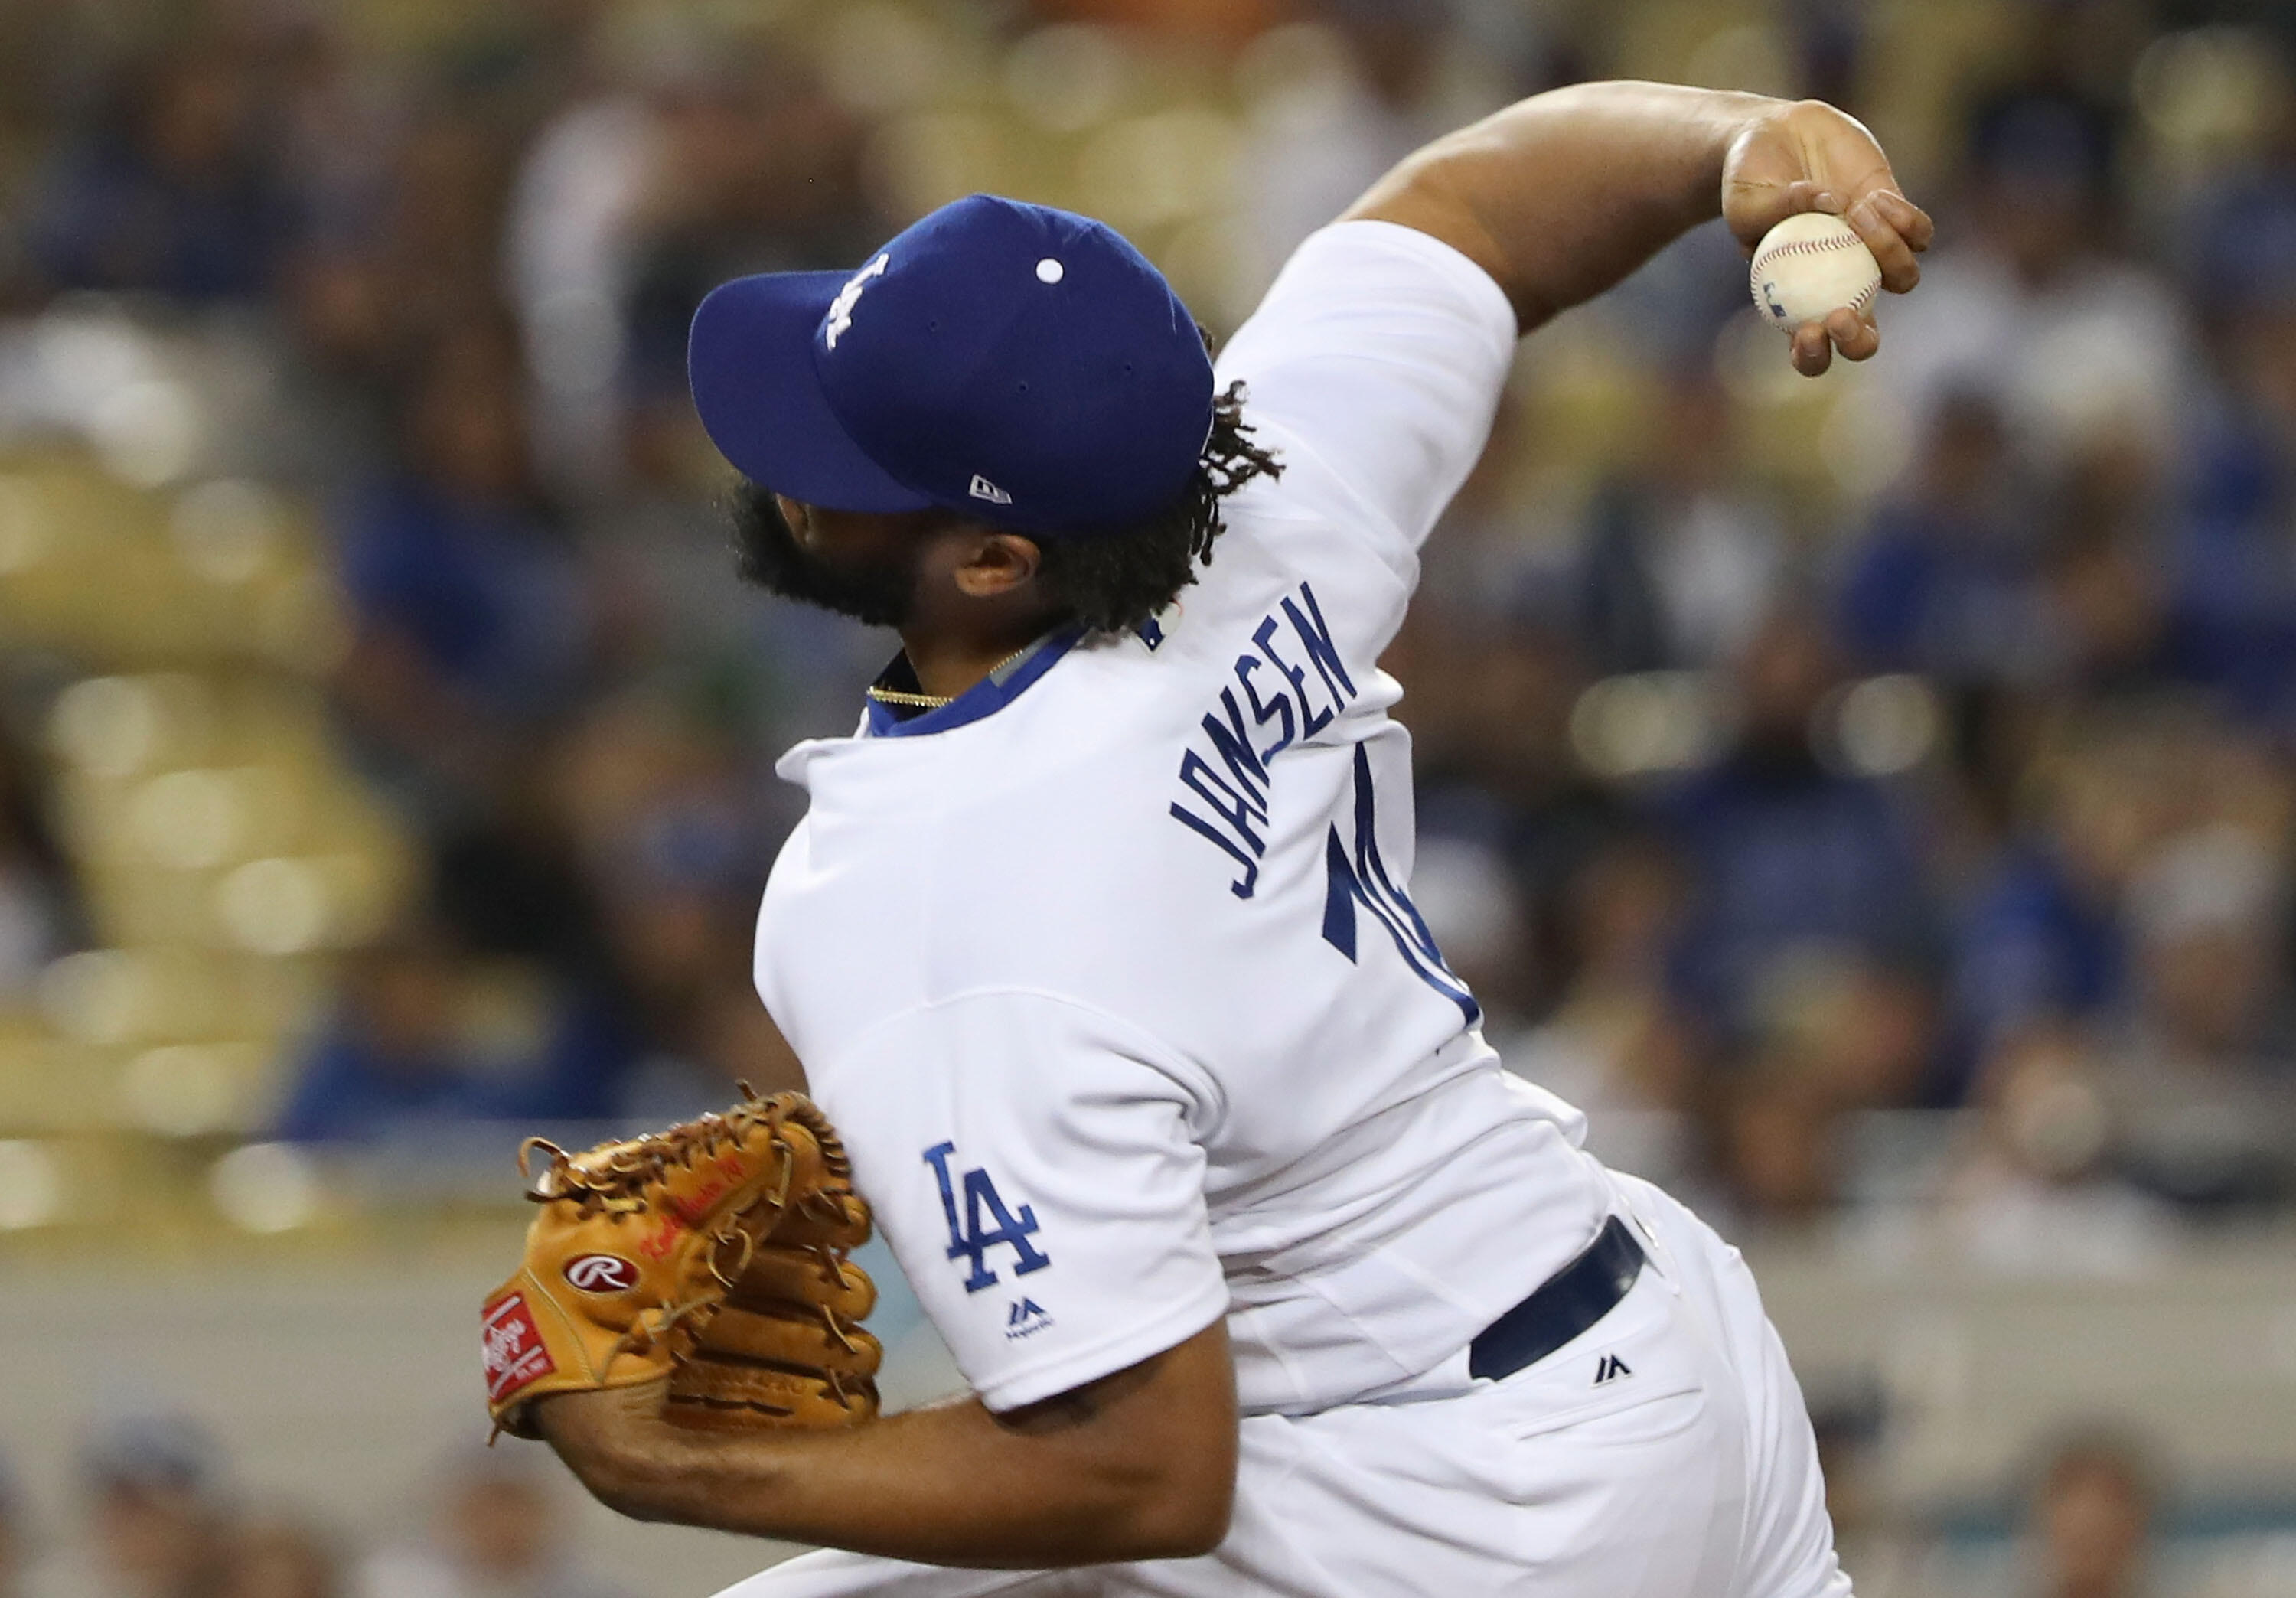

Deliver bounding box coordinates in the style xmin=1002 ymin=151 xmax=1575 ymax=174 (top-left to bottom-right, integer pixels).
xmin=483 ymin=1290 xmax=556 ymax=1404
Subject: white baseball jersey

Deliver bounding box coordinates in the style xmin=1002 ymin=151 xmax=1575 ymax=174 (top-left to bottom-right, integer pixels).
xmin=754 ymin=219 xmax=1615 ymax=1417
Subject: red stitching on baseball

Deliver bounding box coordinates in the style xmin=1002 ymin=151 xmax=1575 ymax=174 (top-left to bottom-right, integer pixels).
xmin=1753 ymin=236 xmax=1867 ymax=264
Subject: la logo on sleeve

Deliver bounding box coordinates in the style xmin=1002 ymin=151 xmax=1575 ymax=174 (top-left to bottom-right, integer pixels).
xmin=922 ymin=1140 xmax=1052 ymax=1293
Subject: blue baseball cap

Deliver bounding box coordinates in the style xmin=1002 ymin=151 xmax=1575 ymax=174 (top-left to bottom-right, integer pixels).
xmin=689 ymin=194 xmax=1213 ymax=538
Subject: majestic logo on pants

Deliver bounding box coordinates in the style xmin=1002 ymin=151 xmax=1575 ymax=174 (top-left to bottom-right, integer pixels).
xmin=1593 ymin=1352 xmax=1632 ymax=1386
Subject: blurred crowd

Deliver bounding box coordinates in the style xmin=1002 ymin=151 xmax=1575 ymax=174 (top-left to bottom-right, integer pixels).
xmin=0 ymin=0 xmax=2293 ymax=1264
xmin=0 ymin=1417 xmax=630 ymax=1598
xmin=0 ymin=1409 xmax=2224 ymax=1598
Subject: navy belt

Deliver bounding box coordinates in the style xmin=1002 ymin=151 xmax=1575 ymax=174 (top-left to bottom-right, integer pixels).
xmin=1467 ymin=1215 xmax=1646 ymax=1382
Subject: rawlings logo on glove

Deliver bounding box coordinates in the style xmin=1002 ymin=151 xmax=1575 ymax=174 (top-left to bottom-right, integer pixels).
xmin=481 ymin=1091 xmax=882 ymax=1438
xmin=563 ymin=1254 xmax=639 ymax=1292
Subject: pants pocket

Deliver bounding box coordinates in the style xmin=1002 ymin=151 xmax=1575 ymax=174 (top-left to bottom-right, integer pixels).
xmin=1485 ymin=1269 xmax=1707 ymax=1442
xmin=1515 ymin=1383 xmax=1709 ymax=1448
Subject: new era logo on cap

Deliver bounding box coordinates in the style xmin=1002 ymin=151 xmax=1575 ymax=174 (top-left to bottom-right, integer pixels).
xmin=969 ymin=475 xmax=1013 ymax=504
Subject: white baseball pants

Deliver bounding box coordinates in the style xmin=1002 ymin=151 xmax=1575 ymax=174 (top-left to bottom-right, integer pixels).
xmin=717 ymin=1172 xmax=1852 ymax=1598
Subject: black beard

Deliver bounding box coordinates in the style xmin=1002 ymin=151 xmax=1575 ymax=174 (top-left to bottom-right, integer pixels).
xmin=726 ymin=481 xmax=919 ymax=628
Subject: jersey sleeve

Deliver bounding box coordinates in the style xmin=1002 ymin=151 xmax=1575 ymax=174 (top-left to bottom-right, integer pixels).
xmin=1214 ymin=220 xmax=1518 ymax=566
xmin=807 ymin=990 xmax=1228 ymax=1414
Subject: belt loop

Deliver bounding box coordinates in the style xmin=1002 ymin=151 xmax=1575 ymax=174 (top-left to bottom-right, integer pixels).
xmin=1606 ymin=1176 xmax=1678 ymax=1292
xmin=1633 ymin=1210 xmax=1682 ymax=1295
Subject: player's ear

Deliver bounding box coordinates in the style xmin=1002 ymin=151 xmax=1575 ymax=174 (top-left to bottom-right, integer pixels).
xmin=950 ymin=529 xmax=1043 ymax=600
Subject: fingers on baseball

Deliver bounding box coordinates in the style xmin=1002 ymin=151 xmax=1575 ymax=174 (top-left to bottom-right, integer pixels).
xmin=1733 ymin=178 xmax=1837 ymax=254
xmin=1787 ymin=178 xmax=1844 ymax=216
xmin=1878 ymin=189 xmax=1936 ymax=251
xmin=1843 ymin=191 xmax=1932 ymax=293
xmin=1828 ymin=307 xmax=1880 ymax=360
xmin=1790 ymin=322 xmax=1834 ymax=377
xmin=1789 ymin=311 xmax=1878 ymax=377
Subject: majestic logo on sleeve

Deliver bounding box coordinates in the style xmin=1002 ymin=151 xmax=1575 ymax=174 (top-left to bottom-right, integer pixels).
xmin=823 ymin=253 xmax=889 ymax=351
xmin=1006 ymin=1297 xmax=1054 ymax=1340
xmin=1168 ymin=579 xmax=1356 ymax=899
xmin=922 ymin=1141 xmax=1052 ymax=1293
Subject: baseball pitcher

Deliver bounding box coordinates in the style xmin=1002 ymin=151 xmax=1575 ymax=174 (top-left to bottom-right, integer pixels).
xmin=500 ymin=82 xmax=1928 ymax=1596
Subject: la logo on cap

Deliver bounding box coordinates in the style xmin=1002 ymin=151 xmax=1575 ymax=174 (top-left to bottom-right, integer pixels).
xmin=823 ymin=253 xmax=889 ymax=351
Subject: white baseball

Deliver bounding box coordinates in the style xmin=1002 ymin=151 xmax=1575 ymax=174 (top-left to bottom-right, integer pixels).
xmin=1750 ymin=212 xmax=1881 ymax=331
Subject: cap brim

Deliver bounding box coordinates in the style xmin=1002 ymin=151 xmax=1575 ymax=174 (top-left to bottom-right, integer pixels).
xmin=687 ymin=272 xmax=935 ymax=514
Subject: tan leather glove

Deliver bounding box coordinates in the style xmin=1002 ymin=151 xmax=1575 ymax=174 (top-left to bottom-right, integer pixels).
xmin=482 ymin=1091 xmax=881 ymax=1438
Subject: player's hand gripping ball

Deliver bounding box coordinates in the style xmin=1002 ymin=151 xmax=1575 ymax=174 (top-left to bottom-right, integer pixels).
xmin=1750 ymin=212 xmax=1883 ymax=334
xmin=481 ymin=1091 xmax=881 ymax=1438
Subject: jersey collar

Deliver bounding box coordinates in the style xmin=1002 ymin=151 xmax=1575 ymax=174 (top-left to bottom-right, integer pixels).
xmin=863 ymin=625 xmax=1086 ymax=738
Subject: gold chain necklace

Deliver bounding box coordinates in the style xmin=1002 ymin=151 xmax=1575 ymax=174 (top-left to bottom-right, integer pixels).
xmin=866 ymin=641 xmax=1041 ymax=712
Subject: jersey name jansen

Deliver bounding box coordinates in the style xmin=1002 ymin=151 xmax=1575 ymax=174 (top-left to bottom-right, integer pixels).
xmin=1168 ymin=578 xmax=1357 ymax=898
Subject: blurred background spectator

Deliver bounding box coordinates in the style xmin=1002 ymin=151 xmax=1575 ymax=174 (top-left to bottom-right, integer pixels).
xmin=0 ymin=729 xmax=79 ymax=1005
xmin=2022 ymin=1429 xmax=2160 ymax=1598
xmin=0 ymin=1449 xmax=21 ymax=1598
xmin=355 ymin=1450 xmax=624 ymax=1598
xmin=74 ymin=1417 xmax=228 ymax=1598
xmin=213 ymin=1519 xmax=340 ymax=1598
xmin=22 ymin=44 xmax=292 ymax=305
xmin=0 ymin=1 xmax=2294 ymax=1593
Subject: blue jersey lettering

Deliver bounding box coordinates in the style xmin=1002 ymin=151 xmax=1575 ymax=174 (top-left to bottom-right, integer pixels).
xmin=1321 ymin=744 xmax=1480 ymax=1023
xmin=1256 ymin=615 xmax=1335 ymax=739
xmin=1236 ymin=652 xmax=1296 ymax=762
xmin=1281 ymin=585 xmax=1356 ymax=706
xmin=924 ymin=1140 xmax=1053 ymax=1293
xmin=1169 ymin=581 xmax=1362 ymax=898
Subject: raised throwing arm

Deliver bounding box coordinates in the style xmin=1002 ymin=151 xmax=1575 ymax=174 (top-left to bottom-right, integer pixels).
xmin=1347 ymin=81 xmax=1932 ymax=374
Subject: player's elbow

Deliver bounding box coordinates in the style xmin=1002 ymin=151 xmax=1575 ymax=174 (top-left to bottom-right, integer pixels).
xmin=1097 ymin=1454 xmax=1235 ymax=1561
xmin=1013 ymin=1318 xmax=1240 ymax=1562
xmin=1110 ymin=1396 xmax=1240 ymax=1559
xmin=1150 ymin=1476 xmax=1236 ymax=1560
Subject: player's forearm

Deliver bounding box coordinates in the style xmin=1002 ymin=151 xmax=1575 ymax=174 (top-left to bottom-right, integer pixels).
xmin=1351 ymin=80 xmax=1776 ymax=331
xmin=570 ymin=1396 xmax=1222 ymax=1567
xmin=540 ymin=1322 xmax=1240 ymax=1568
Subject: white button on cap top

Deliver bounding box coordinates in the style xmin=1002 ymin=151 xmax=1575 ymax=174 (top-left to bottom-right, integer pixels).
xmin=1035 ymin=258 xmax=1064 ymax=284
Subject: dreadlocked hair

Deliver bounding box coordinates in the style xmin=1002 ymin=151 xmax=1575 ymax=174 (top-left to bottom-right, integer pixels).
xmin=1032 ymin=377 xmax=1282 ymax=636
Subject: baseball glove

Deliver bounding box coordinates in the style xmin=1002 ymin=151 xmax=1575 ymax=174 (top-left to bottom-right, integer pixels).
xmin=481 ymin=1090 xmax=881 ymax=1439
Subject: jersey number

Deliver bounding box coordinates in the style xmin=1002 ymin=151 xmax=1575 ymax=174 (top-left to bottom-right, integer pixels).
xmin=1322 ymin=743 xmax=1481 ymax=1024
xmin=924 ymin=1140 xmax=1052 ymax=1293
